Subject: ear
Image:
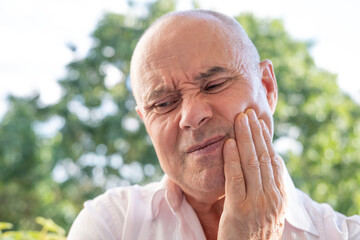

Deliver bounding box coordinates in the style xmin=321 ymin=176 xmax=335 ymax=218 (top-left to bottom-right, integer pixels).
xmin=259 ymin=59 xmax=278 ymax=114
xmin=135 ymin=105 xmax=144 ymax=121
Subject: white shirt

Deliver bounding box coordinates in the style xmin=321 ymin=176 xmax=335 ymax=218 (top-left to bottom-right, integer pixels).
xmin=68 ymin=164 xmax=360 ymax=240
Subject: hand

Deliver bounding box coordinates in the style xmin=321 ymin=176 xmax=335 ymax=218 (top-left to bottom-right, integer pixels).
xmin=218 ymin=109 xmax=287 ymax=240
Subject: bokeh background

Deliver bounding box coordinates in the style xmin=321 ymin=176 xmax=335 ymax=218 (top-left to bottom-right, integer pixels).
xmin=1 ymin=0 xmax=359 ymax=237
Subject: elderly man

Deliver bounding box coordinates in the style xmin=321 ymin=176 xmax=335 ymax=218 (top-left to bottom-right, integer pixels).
xmin=68 ymin=10 xmax=360 ymax=239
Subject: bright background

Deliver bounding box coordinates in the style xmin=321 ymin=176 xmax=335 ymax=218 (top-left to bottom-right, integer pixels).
xmin=1 ymin=0 xmax=360 ymax=120
xmin=1 ymin=0 xmax=360 ymax=234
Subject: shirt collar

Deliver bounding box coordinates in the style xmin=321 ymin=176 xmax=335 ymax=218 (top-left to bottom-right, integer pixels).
xmin=150 ymin=159 xmax=319 ymax=237
xmin=150 ymin=175 xmax=183 ymax=218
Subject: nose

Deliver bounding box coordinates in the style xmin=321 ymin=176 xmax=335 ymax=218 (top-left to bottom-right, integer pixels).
xmin=179 ymin=96 xmax=213 ymax=130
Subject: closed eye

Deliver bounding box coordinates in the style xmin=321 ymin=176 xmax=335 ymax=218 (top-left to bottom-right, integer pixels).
xmin=204 ymin=78 xmax=229 ymax=92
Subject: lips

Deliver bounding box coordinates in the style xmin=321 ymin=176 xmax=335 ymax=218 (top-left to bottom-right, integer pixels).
xmin=186 ymin=136 xmax=226 ymax=154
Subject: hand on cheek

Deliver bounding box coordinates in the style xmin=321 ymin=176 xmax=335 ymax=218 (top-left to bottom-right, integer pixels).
xmin=218 ymin=109 xmax=287 ymax=240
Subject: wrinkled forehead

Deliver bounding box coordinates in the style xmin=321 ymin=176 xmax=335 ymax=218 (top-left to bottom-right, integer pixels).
xmin=130 ymin=13 xmax=252 ymax=105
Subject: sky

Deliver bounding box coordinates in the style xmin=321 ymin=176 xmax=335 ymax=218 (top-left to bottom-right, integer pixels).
xmin=1 ymin=0 xmax=360 ymax=119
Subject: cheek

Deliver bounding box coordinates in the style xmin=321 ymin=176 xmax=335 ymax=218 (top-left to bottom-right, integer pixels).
xmin=252 ymin=92 xmax=275 ymax=135
xmin=212 ymin=94 xmax=249 ymax=122
xmin=144 ymin=115 xmax=179 ymax=158
xmin=150 ymin=119 xmax=183 ymax=176
xmin=211 ymin=81 xmax=259 ymax=120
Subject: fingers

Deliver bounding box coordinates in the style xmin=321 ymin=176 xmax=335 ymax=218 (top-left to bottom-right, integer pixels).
xmin=259 ymin=120 xmax=281 ymax=189
xmin=227 ymin=108 xmax=285 ymax=205
xmin=223 ymin=138 xmax=246 ymax=204
xmin=246 ymin=109 xmax=276 ymax=194
xmin=260 ymin=116 xmax=287 ymax=212
xmin=219 ymin=110 xmax=286 ymax=239
xmin=234 ymin=112 xmax=262 ymax=197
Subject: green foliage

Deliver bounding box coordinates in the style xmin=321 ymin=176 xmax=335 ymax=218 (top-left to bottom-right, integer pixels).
xmin=0 ymin=217 xmax=66 ymax=240
xmin=236 ymin=14 xmax=360 ymax=215
xmin=0 ymin=0 xmax=175 ymax=232
xmin=0 ymin=0 xmax=359 ymax=236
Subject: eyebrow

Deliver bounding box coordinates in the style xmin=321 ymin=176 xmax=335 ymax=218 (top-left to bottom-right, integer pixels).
xmin=145 ymin=66 xmax=229 ymax=103
xmin=194 ymin=66 xmax=228 ymax=81
xmin=145 ymin=87 xmax=177 ymax=103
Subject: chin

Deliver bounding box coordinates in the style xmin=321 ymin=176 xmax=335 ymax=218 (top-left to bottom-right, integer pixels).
xmin=197 ymin=166 xmax=225 ymax=193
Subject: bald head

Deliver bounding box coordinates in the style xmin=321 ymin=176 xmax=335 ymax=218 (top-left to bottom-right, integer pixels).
xmin=130 ymin=10 xmax=260 ymax=105
xmin=128 ymin=11 xmax=278 ymax=198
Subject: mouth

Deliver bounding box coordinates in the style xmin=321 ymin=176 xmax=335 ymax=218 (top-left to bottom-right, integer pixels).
xmin=187 ymin=136 xmax=226 ymax=154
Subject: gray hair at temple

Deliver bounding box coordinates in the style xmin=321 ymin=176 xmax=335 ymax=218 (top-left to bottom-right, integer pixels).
xmin=129 ymin=9 xmax=261 ymax=104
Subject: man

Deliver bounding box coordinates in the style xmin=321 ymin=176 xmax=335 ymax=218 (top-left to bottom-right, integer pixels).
xmin=68 ymin=10 xmax=360 ymax=239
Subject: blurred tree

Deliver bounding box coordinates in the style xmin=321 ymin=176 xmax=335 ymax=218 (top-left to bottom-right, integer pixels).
xmin=0 ymin=0 xmax=176 ymax=232
xmin=236 ymin=14 xmax=360 ymax=215
xmin=0 ymin=95 xmax=47 ymax=229
xmin=0 ymin=217 xmax=66 ymax=240
xmin=0 ymin=0 xmax=359 ymax=234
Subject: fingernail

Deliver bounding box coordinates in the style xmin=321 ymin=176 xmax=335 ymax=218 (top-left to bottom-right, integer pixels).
xmin=260 ymin=119 xmax=269 ymax=132
xmin=246 ymin=109 xmax=256 ymax=121
xmin=259 ymin=119 xmax=266 ymax=128
xmin=228 ymin=138 xmax=236 ymax=148
xmin=224 ymin=138 xmax=236 ymax=152
xmin=238 ymin=113 xmax=248 ymax=125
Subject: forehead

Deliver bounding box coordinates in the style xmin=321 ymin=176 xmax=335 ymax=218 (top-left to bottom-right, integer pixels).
xmin=133 ymin=15 xmax=244 ymax=103
xmin=147 ymin=17 xmax=237 ymax=63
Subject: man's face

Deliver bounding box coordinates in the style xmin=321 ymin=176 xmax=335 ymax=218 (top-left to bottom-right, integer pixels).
xmin=133 ymin=16 xmax=276 ymax=201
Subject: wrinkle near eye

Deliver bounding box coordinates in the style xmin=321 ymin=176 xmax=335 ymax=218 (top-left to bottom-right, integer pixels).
xmin=143 ymin=68 xmax=241 ymax=114
xmin=179 ymin=82 xmax=202 ymax=98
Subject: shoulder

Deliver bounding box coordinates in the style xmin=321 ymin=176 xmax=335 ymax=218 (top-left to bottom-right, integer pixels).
xmin=67 ymin=181 xmax=162 ymax=240
xmin=297 ymin=188 xmax=360 ymax=239
xmin=85 ymin=181 xmax=160 ymax=212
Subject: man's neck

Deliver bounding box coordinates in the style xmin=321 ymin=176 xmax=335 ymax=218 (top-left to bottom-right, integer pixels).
xmin=184 ymin=193 xmax=225 ymax=240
